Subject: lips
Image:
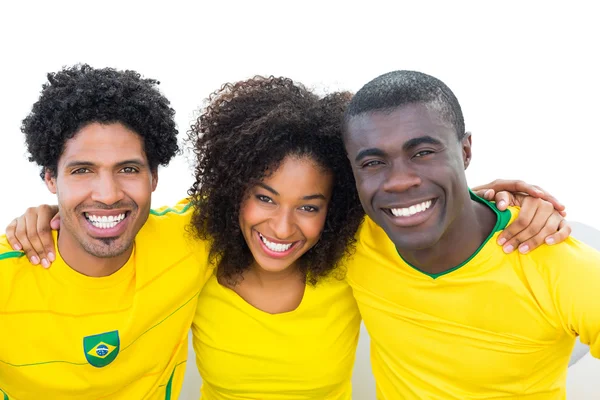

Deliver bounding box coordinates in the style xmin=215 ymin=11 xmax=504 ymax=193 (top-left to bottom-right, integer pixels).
xmin=254 ymin=229 xmax=302 ymax=259
xmin=83 ymin=210 xmax=131 ymax=238
xmin=381 ymin=198 xmax=438 ymax=227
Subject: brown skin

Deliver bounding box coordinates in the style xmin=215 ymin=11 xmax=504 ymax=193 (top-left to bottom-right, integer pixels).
xmin=45 ymin=122 xmax=157 ymax=277
xmin=233 ymin=156 xmax=333 ymax=314
xmin=344 ymin=103 xmax=498 ymax=275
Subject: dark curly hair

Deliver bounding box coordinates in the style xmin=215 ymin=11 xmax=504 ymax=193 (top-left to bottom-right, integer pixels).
xmin=187 ymin=76 xmax=365 ymax=285
xmin=22 ymin=64 xmax=179 ymax=178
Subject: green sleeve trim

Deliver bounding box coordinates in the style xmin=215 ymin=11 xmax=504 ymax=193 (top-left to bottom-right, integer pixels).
xmin=0 ymin=251 xmax=25 ymax=261
xmin=398 ymin=189 xmax=511 ymax=279
xmin=149 ymin=201 xmax=193 ymax=216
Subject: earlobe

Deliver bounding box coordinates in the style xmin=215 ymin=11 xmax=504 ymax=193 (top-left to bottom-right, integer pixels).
xmin=44 ymin=169 xmax=57 ymax=194
xmin=462 ymin=132 xmax=473 ymax=170
xmin=151 ymin=169 xmax=158 ymax=192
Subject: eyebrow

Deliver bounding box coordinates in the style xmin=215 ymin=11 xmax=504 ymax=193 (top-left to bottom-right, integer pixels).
xmin=402 ymin=135 xmax=443 ymax=151
xmin=256 ymin=183 xmax=327 ymax=201
xmin=355 ymin=148 xmax=386 ymax=162
xmin=65 ymin=159 xmax=147 ymax=169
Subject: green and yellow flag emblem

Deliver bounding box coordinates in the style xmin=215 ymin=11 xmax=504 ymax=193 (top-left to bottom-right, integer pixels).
xmin=83 ymin=330 xmax=120 ymax=368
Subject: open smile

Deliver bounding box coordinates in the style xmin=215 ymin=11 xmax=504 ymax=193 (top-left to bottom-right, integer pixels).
xmin=382 ymin=198 xmax=438 ymax=227
xmin=83 ymin=211 xmax=131 ymax=237
xmin=254 ymin=230 xmax=302 ymax=259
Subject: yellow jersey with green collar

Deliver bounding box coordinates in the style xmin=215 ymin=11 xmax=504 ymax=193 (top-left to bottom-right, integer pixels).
xmin=0 ymin=201 xmax=212 ymax=399
xmin=346 ymin=194 xmax=600 ymax=399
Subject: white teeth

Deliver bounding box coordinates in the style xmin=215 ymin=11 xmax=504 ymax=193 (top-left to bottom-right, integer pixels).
xmin=259 ymin=233 xmax=293 ymax=252
xmin=390 ymin=200 xmax=432 ymax=217
xmin=85 ymin=213 xmax=126 ymax=229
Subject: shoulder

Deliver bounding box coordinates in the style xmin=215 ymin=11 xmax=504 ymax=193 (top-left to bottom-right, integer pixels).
xmin=522 ymin=236 xmax=600 ymax=286
xmin=137 ymin=198 xmax=196 ymax=245
xmin=0 ymin=235 xmax=29 ymax=305
xmin=0 ymin=235 xmax=25 ymax=264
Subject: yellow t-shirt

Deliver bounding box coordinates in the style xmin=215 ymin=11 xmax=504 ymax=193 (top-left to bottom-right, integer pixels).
xmin=347 ymin=198 xmax=600 ymax=399
xmin=192 ymin=273 xmax=361 ymax=399
xmin=0 ymin=203 xmax=212 ymax=400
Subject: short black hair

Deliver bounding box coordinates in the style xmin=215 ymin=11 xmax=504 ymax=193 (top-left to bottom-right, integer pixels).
xmin=22 ymin=64 xmax=179 ymax=178
xmin=344 ymin=70 xmax=465 ymax=139
xmin=187 ymin=76 xmax=365 ymax=285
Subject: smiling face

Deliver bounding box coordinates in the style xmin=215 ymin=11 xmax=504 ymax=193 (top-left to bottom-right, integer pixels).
xmin=45 ymin=122 xmax=157 ymax=259
xmin=344 ymin=102 xmax=472 ymax=251
xmin=238 ymin=156 xmax=333 ymax=274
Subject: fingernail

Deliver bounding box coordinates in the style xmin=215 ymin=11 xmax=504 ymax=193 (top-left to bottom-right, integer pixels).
xmin=503 ymin=244 xmax=514 ymax=253
xmin=519 ymin=245 xmax=529 ymax=254
xmin=31 ymin=256 xmax=40 ymax=265
xmin=546 ymin=237 xmax=555 ymax=245
xmin=497 ymin=237 xmax=507 ymax=246
xmin=498 ymin=200 xmax=506 ymax=208
xmin=48 ymin=252 xmax=55 ymax=262
xmin=41 ymin=259 xmax=50 ymax=268
xmin=12 ymin=243 xmax=22 ymax=251
xmin=485 ymin=189 xmax=492 ymax=198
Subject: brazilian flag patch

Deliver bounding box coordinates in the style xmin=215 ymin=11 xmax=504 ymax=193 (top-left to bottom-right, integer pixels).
xmin=83 ymin=330 xmax=120 ymax=368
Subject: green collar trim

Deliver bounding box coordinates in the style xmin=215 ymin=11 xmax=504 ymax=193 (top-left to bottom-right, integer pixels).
xmin=398 ymin=189 xmax=511 ymax=279
xmin=0 ymin=251 xmax=25 ymax=261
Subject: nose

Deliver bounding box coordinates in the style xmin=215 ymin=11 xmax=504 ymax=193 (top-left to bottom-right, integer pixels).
xmin=381 ymin=163 xmax=422 ymax=193
xmin=90 ymin=172 xmax=125 ymax=205
xmin=269 ymin=208 xmax=296 ymax=240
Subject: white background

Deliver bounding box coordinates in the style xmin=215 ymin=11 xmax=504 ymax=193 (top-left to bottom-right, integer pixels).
xmin=0 ymin=1 xmax=598 ymax=398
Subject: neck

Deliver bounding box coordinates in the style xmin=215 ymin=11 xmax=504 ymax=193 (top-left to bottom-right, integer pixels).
xmin=244 ymin=262 xmax=304 ymax=288
xmin=57 ymin=231 xmax=132 ymax=278
xmin=398 ymin=197 xmax=496 ymax=275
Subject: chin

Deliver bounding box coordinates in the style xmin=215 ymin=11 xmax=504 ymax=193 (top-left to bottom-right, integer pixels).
xmin=389 ymin=231 xmax=442 ymax=252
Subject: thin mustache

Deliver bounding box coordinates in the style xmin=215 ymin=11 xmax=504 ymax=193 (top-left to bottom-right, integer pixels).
xmin=76 ymin=202 xmax=137 ymax=212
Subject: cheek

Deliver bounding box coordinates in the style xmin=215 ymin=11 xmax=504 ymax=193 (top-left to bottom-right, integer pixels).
xmin=122 ymin=179 xmax=154 ymax=207
xmin=55 ymin=179 xmax=89 ymax=208
xmin=238 ymin=200 xmax=261 ymax=228
xmin=299 ymin=214 xmax=328 ymax=243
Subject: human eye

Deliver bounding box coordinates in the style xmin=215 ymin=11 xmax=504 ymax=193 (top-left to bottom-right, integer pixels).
xmin=413 ymin=150 xmax=434 ymax=158
xmin=120 ymin=166 xmax=139 ymax=174
xmin=299 ymin=205 xmax=320 ymax=213
xmin=255 ymin=194 xmax=274 ymax=204
xmin=361 ymin=160 xmax=384 ymax=168
xmin=71 ymin=168 xmax=90 ymax=175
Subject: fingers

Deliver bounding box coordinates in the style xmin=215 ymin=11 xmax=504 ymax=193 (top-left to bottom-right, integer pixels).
xmin=5 ymin=218 xmax=23 ymax=251
xmin=497 ymin=197 xmax=555 ymax=253
xmin=493 ymin=191 xmax=511 ymax=210
xmin=512 ymin=212 xmax=565 ymax=254
xmin=11 ymin=209 xmax=43 ymax=265
xmin=472 ymin=179 xmax=565 ymax=212
xmin=4 ymin=206 xmax=59 ymax=268
xmin=544 ymin=218 xmax=571 ymax=246
xmin=37 ymin=205 xmax=58 ymax=266
xmin=472 ymin=188 xmax=496 ymax=201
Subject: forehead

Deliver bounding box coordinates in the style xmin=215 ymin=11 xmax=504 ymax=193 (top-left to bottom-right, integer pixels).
xmin=345 ymin=103 xmax=455 ymax=152
xmin=59 ymin=122 xmax=147 ymax=166
xmin=263 ymin=156 xmax=333 ymax=195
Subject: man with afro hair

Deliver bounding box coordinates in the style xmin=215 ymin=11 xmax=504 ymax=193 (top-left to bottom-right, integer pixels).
xmin=0 ymin=64 xmax=211 ymax=399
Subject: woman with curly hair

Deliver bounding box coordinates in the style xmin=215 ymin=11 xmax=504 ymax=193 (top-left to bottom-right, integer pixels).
xmin=186 ymin=76 xmax=365 ymax=398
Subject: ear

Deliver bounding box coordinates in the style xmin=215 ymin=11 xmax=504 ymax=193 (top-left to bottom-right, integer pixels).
xmin=151 ymin=168 xmax=158 ymax=192
xmin=44 ymin=169 xmax=57 ymax=194
xmin=461 ymin=132 xmax=472 ymax=170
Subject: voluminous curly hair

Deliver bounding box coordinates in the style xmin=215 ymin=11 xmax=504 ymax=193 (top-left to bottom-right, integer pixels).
xmin=22 ymin=64 xmax=179 ymax=178
xmin=187 ymin=76 xmax=365 ymax=285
